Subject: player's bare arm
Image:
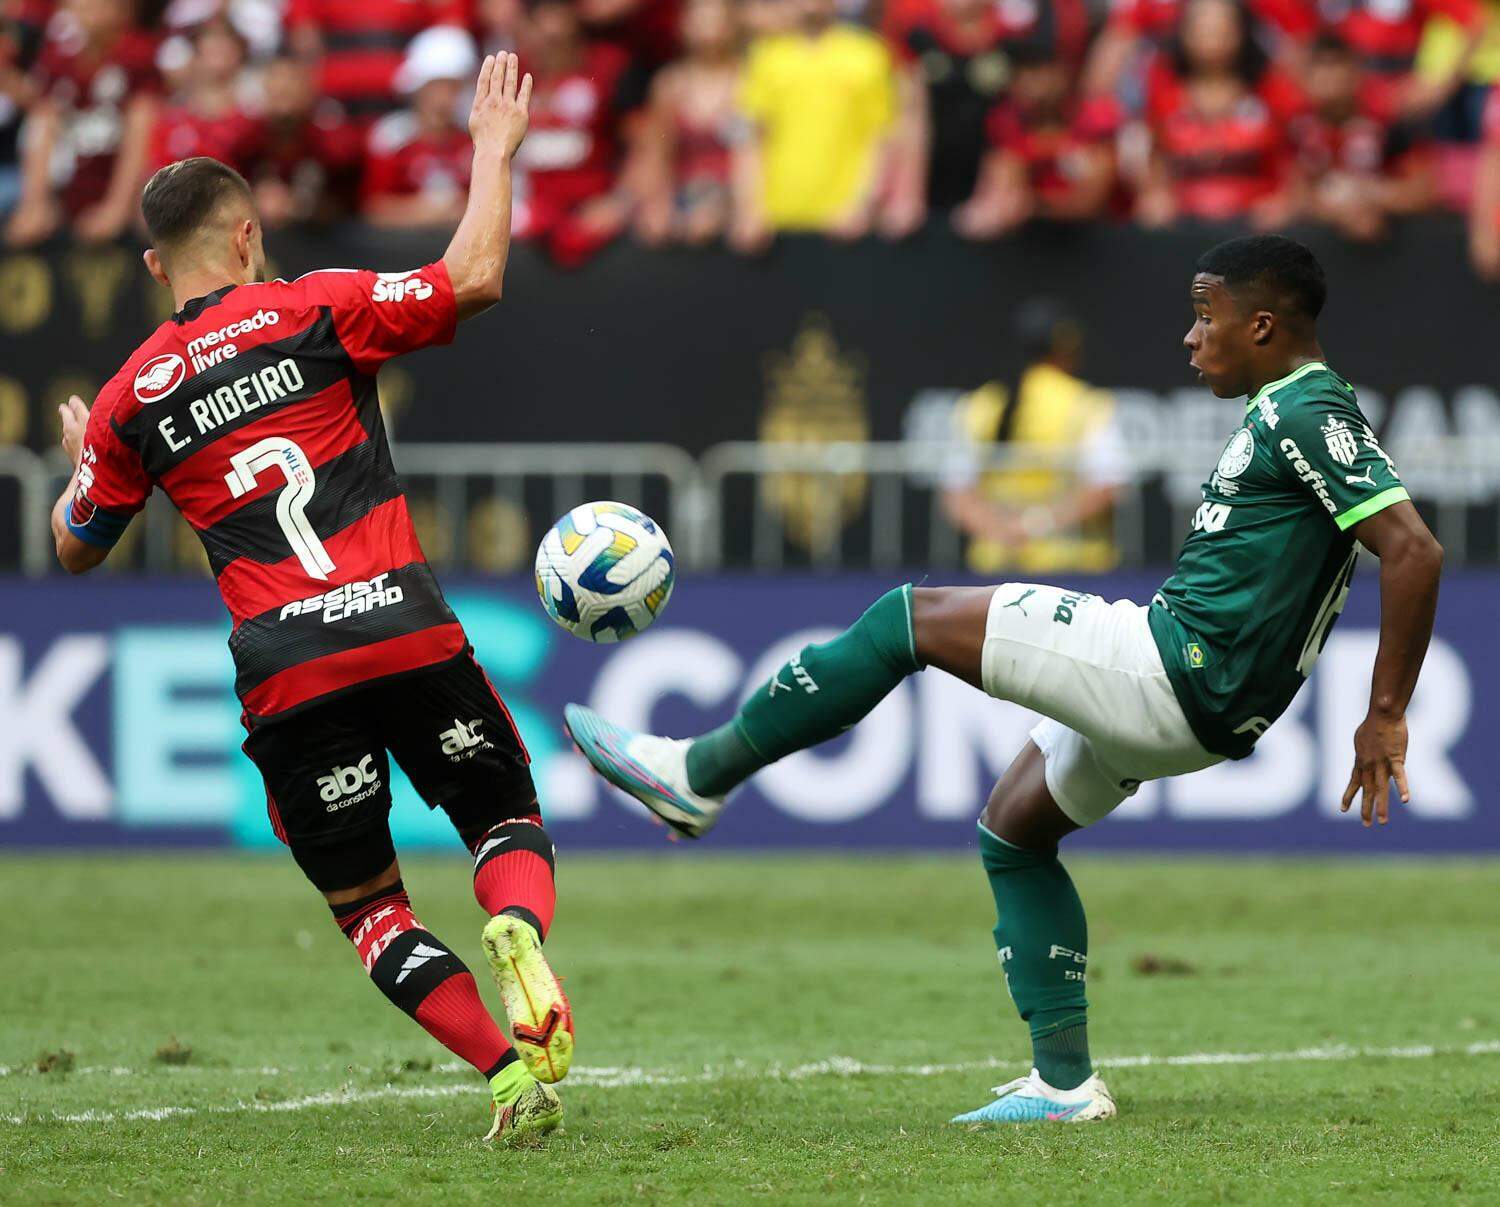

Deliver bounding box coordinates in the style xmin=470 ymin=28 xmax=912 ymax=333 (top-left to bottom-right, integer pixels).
xmin=1342 ymin=500 xmax=1443 ymax=827
xmin=444 ymin=52 xmax=534 ymax=322
xmin=50 ymin=395 xmax=107 ymax=575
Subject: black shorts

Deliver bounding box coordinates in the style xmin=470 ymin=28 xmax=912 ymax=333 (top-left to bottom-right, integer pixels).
xmin=241 ymin=650 xmax=538 ymax=892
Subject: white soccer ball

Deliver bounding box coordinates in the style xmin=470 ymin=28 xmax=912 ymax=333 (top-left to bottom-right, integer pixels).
xmin=535 ymin=501 xmax=676 ymax=643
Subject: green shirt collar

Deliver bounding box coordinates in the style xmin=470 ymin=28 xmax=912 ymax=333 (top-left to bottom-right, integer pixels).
xmin=1246 ymin=361 xmax=1328 ymax=412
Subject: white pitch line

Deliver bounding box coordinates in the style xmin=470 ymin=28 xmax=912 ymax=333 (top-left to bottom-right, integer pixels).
xmin=5 ymin=1039 xmax=1498 ymax=1126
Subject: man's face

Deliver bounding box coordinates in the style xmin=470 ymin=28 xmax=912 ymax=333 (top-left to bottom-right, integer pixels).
xmin=263 ymin=58 xmax=313 ymax=120
xmin=1012 ymin=61 xmax=1068 ymax=114
xmin=1184 ymin=273 xmax=1258 ymax=399
xmin=70 ymin=0 xmax=128 ymax=41
xmin=195 ymin=24 xmax=245 ymax=81
xmin=414 ymin=77 xmax=463 ymax=126
xmin=794 ymin=0 xmax=838 ymax=31
xmin=526 ymin=2 xmax=581 ymax=57
xmin=1306 ymin=51 xmax=1359 ymax=115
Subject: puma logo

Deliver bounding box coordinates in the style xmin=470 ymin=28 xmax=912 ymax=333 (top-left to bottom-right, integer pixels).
xmin=1003 ymin=588 xmax=1036 ymax=617
xmin=1345 ymin=468 xmax=1376 ymax=487
xmin=768 ymin=673 xmax=792 ymax=697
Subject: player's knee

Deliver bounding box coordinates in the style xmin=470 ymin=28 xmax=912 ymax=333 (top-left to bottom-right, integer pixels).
xmin=446 ymin=773 xmax=540 ymax=853
xmin=910 ymin=586 xmax=992 ymax=682
xmin=293 ymin=822 xmax=399 ymax=899
xmin=980 ymin=782 xmax=1026 ymax=845
xmin=910 ymin=587 xmax=962 ymax=663
xmin=470 ymin=816 xmax=555 ymax=870
xmin=980 ymin=745 xmax=1077 ymax=850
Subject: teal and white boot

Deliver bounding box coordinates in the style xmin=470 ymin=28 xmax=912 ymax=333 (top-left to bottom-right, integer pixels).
xmin=951 ymin=1069 xmax=1117 ymax=1124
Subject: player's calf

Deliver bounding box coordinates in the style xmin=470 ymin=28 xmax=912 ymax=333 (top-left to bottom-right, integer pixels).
xmin=332 ymin=879 xmax=519 ymax=1084
xmin=467 ymin=818 xmax=574 ymax=1083
xmin=469 ymin=815 xmax=556 ymax=938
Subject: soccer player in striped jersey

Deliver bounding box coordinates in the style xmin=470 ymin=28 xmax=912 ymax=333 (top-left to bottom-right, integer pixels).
xmin=566 ymin=234 xmax=1445 ymax=1125
xmin=51 ymin=55 xmax=570 ymax=1141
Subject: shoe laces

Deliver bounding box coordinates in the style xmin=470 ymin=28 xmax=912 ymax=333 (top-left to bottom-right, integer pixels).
xmin=987 ymin=1074 xmax=1036 ymax=1099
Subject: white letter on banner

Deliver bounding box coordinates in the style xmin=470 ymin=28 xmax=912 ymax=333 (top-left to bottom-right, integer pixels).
xmin=0 ymin=635 xmax=112 ymax=818
xmin=113 ymin=628 xmax=240 ymax=824
xmin=1316 ymin=632 xmax=1471 ymax=818
xmin=745 ymin=629 xmax=913 ymax=823
xmin=582 ymin=629 xmax=741 ymax=819
xmin=916 ymin=670 xmax=1032 ymax=819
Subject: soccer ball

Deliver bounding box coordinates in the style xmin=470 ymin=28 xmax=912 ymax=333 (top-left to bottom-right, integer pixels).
xmin=535 ymin=501 xmax=676 ymax=643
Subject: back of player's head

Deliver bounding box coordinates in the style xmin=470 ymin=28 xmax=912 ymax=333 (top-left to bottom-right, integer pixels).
xmin=141 ymin=157 xmax=255 ymax=259
xmin=1196 ymin=235 xmax=1327 ymax=324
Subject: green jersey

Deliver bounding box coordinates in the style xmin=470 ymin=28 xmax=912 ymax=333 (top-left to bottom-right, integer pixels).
xmin=1148 ymin=362 xmax=1409 ymax=759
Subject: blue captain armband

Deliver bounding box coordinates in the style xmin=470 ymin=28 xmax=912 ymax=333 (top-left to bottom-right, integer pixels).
xmin=65 ymin=491 xmax=132 ymax=548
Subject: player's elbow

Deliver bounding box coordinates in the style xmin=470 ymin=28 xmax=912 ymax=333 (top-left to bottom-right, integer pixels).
xmin=472 ymin=269 xmax=504 ymax=306
xmin=56 ymin=545 xmax=91 ymax=575
xmin=55 ymin=534 xmax=105 ymax=575
xmin=454 ymin=274 xmax=503 ymax=320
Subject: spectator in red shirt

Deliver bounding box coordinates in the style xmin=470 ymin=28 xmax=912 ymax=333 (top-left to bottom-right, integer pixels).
xmin=1288 ymin=33 xmax=1431 ymax=240
xmin=252 ymin=50 xmax=363 ymax=227
xmin=514 ymin=0 xmax=631 ymax=263
xmin=1084 ymin=0 xmax=1316 ymax=100
xmin=361 ymin=25 xmax=477 ymax=228
xmin=1318 ymin=0 xmax=1484 ymax=119
xmin=1136 ymin=0 xmax=1300 ymax=227
xmin=149 ymin=18 xmax=262 ymax=176
xmin=286 ymin=0 xmax=468 ymax=123
xmin=6 ymin=0 xmax=158 ymax=246
xmin=1470 ymin=85 xmax=1500 ymax=280
xmin=954 ymin=41 xmax=1120 ymax=237
xmin=631 ymin=0 xmax=741 ymax=245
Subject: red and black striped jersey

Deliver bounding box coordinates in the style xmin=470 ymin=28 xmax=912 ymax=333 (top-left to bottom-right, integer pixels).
xmin=68 ymin=261 xmax=466 ymax=720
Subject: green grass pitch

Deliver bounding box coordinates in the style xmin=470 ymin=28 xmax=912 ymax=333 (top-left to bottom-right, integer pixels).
xmin=2 ymin=852 xmax=1497 ymax=1203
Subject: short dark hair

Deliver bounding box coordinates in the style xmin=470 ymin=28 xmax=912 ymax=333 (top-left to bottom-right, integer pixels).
xmin=141 ymin=157 xmax=254 ymax=251
xmin=1196 ymin=234 xmax=1327 ymax=321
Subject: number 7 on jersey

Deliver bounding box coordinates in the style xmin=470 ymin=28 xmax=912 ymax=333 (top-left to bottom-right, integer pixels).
xmin=224 ymin=436 xmax=336 ymax=581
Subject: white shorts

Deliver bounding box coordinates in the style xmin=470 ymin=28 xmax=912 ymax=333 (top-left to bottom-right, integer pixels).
xmin=980 ymin=583 xmax=1222 ymax=827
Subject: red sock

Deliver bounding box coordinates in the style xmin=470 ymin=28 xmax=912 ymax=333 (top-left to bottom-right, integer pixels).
xmin=334 ymin=882 xmax=514 ymax=1079
xmin=471 ymin=817 xmax=557 ymax=940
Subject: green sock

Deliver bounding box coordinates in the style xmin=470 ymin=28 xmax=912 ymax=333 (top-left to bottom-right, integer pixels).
xmin=684 ymin=585 xmax=921 ymax=797
xmin=977 ymin=823 xmax=1093 ymax=1091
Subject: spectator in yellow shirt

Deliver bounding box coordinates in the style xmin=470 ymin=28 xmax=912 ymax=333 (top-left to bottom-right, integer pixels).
xmin=941 ymin=300 xmax=1131 ymax=574
xmin=731 ymin=0 xmax=896 ymax=251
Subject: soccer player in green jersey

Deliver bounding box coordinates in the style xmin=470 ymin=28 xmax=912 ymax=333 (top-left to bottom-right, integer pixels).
xmin=564 ymin=234 xmax=1444 ymax=1124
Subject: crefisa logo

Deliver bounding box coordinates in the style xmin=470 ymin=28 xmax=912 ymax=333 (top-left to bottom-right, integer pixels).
xmin=133 ymin=354 xmax=187 ymax=404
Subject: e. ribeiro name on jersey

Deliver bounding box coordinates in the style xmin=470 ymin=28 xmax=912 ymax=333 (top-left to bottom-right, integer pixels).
xmin=66 ymin=264 xmax=467 ymax=719
xmin=1148 ymin=362 xmax=1410 ymax=760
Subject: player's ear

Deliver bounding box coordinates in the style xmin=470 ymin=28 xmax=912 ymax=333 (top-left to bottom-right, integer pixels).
xmin=1251 ymin=310 xmax=1275 ymax=346
xmin=234 ymin=219 xmax=255 ymax=270
xmin=143 ymin=248 xmax=170 ymax=290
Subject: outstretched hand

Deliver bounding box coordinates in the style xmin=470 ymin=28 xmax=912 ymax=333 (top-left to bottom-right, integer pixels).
xmin=468 ymin=52 xmax=532 ymax=161
xmin=1341 ymin=711 xmax=1410 ymax=827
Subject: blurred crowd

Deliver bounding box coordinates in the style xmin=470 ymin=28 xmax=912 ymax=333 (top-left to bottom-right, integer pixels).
xmin=2 ymin=0 xmax=1499 ymax=274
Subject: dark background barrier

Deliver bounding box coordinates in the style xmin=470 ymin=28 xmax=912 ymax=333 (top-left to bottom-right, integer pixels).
xmin=0 ymin=571 xmax=1491 ymax=852
xmin=1 ymin=221 xmax=1497 ymax=454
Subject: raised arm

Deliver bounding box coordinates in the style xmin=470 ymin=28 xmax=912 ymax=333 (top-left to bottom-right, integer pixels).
xmin=51 ymin=396 xmax=111 ymax=575
xmin=1340 ymin=500 xmax=1443 ymax=826
xmin=443 ymin=53 xmax=533 ymax=323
